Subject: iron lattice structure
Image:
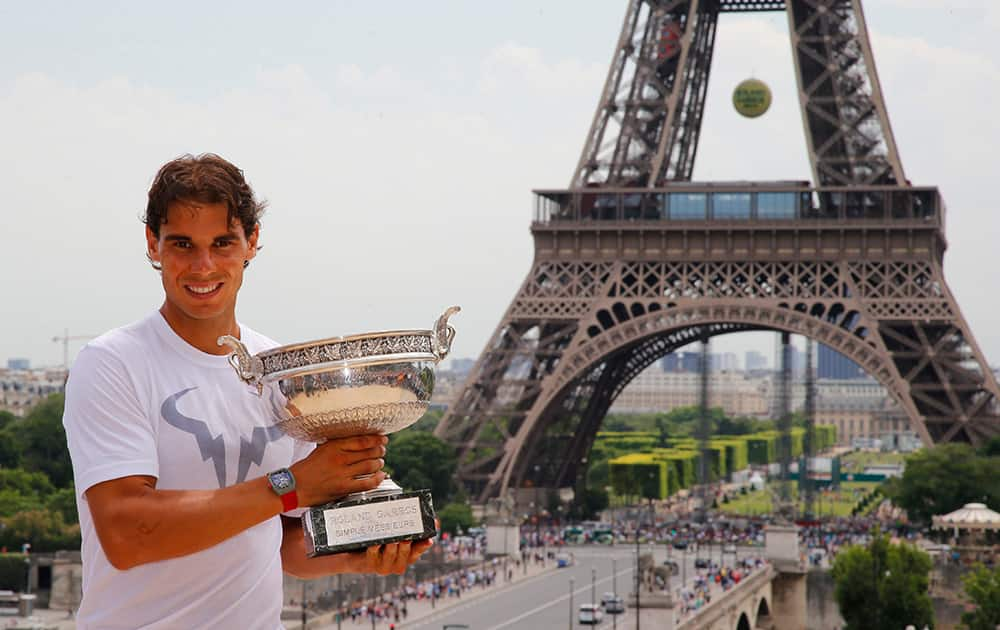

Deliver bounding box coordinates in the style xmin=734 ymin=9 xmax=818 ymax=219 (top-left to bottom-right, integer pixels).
xmin=436 ymin=0 xmax=1000 ymax=500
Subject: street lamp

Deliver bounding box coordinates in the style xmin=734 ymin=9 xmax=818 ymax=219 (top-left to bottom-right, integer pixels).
xmin=300 ymin=579 xmax=308 ymax=630
xmin=336 ymin=574 xmax=343 ymax=630
xmin=534 ymin=464 xmax=542 ymax=546
xmin=590 ymin=567 xmax=597 ymax=604
xmin=612 ymin=557 xmax=618 ymax=630
xmin=635 ymin=524 xmax=641 ymax=630
xmin=569 ymin=577 xmax=575 ymax=630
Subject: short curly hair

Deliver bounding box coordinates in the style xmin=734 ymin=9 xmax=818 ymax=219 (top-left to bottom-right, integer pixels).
xmin=144 ymin=153 xmax=266 ymax=240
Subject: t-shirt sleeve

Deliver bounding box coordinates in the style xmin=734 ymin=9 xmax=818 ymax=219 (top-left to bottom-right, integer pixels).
xmin=282 ymin=439 xmax=316 ymax=518
xmin=63 ymin=344 xmax=159 ymax=496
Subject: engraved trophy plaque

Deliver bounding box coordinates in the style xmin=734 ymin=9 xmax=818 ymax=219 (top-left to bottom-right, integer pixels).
xmin=218 ymin=306 xmax=459 ymax=556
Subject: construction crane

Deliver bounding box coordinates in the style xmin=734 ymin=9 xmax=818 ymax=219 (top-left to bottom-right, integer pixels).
xmin=52 ymin=330 xmax=95 ymax=369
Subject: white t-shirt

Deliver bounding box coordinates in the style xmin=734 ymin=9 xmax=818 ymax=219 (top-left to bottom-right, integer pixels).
xmin=63 ymin=311 xmax=313 ymax=630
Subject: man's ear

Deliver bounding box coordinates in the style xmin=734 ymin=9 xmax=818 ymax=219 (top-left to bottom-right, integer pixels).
xmin=146 ymin=226 xmax=161 ymax=268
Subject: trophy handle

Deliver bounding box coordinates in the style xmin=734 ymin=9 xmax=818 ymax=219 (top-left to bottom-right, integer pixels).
xmin=431 ymin=306 xmax=461 ymax=361
xmin=217 ymin=335 xmax=265 ymax=395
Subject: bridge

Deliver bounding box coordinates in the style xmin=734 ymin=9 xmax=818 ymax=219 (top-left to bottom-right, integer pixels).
xmin=674 ymin=564 xmax=774 ymax=630
xmin=632 ymin=524 xmax=805 ymax=629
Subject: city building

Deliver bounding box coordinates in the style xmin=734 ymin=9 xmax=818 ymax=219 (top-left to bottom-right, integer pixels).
xmin=0 ymin=368 xmax=66 ymax=417
xmin=6 ymin=358 xmax=30 ymax=371
xmin=608 ymin=370 xmax=769 ymax=416
xmin=609 ymin=367 xmax=895 ymax=448
xmin=814 ymin=379 xmax=893 ymax=446
xmin=449 ymin=358 xmax=476 ymax=378
xmin=818 ymin=344 xmax=865 ymax=380
xmin=660 ymin=353 xmax=680 ymax=372
xmin=745 ymin=350 xmax=768 ymax=372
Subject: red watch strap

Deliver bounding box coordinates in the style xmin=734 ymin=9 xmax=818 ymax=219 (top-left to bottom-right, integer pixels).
xmin=280 ymin=490 xmax=298 ymax=512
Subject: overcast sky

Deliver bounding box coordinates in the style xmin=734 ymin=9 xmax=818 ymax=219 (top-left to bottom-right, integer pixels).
xmin=2 ymin=1 xmax=998 ymax=371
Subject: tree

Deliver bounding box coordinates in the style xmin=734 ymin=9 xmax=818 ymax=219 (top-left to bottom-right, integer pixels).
xmin=437 ymin=502 xmax=476 ymax=535
xmin=0 ymin=411 xmax=15 ymax=432
xmin=603 ymin=417 xmax=632 ymax=433
xmin=978 ymin=436 xmax=1000 ymax=458
xmin=386 ymin=432 xmax=457 ymax=504
xmin=46 ymin=486 xmax=79 ymax=525
xmin=886 ymin=444 xmax=999 ymax=524
xmin=411 ymin=408 xmax=443 ymax=433
xmin=0 ymin=510 xmax=81 ymax=553
xmin=2 ymin=394 xmax=74 ymax=488
xmin=0 ymin=469 xmax=55 ymax=497
xmin=960 ymin=564 xmax=1000 ymax=629
xmin=832 ymin=532 xmax=934 ymax=630
xmin=0 ymin=470 xmax=58 ymax=518
xmin=574 ymin=487 xmax=609 ymax=520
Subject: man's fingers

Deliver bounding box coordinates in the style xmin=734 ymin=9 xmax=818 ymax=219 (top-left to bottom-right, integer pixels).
xmin=344 ymin=445 xmax=387 ymax=462
xmin=382 ymin=543 xmax=402 ymax=575
xmin=347 ymin=458 xmax=385 ymax=476
xmin=345 ymin=471 xmax=386 ymax=493
xmin=366 ymin=544 xmax=382 ymax=569
xmin=336 ymin=434 xmax=389 ymax=452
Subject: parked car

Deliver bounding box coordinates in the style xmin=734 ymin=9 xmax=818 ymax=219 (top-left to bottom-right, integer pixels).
xmin=694 ymin=557 xmax=711 ymax=569
xmin=579 ymin=603 xmax=604 ymax=625
xmin=672 ymin=540 xmax=689 ymax=550
xmin=555 ymin=552 xmax=574 ymax=568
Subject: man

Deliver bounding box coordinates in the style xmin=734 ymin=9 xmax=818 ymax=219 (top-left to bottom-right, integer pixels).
xmin=63 ymin=154 xmax=431 ymax=629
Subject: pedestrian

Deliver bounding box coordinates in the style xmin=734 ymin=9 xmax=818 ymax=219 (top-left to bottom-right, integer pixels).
xmin=62 ymin=154 xmax=434 ymax=629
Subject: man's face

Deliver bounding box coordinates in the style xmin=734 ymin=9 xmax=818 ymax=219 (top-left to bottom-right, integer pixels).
xmin=146 ymin=200 xmax=258 ymax=324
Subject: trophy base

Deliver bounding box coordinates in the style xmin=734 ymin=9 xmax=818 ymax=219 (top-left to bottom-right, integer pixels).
xmin=302 ymin=486 xmax=437 ymax=557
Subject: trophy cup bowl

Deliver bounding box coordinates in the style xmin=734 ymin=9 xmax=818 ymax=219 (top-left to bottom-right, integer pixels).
xmin=218 ymin=306 xmax=460 ymax=557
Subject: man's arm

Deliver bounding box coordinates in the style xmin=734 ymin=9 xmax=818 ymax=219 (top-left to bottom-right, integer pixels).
xmin=85 ymin=435 xmax=387 ymax=570
xmin=279 ymin=516 xmax=433 ymax=578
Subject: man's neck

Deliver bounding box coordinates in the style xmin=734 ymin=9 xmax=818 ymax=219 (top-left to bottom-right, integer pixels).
xmin=159 ymin=303 xmax=239 ymax=355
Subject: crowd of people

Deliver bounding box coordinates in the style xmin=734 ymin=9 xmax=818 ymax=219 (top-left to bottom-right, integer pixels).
xmin=308 ymin=553 xmax=515 ymax=625
xmin=676 ymin=556 xmax=768 ymax=619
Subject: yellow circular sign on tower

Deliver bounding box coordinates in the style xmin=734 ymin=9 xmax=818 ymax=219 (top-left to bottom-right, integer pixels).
xmin=733 ymin=78 xmax=772 ymax=118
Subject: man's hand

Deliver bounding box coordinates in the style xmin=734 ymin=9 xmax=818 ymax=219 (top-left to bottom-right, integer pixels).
xmin=291 ymin=434 xmax=387 ymax=506
xmin=344 ymin=540 xmax=435 ymax=575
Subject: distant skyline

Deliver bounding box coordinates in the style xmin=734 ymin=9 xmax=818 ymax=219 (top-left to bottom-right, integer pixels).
xmin=2 ymin=1 xmax=999 ymax=371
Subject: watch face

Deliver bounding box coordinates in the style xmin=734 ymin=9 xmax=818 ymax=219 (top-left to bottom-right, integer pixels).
xmin=270 ymin=470 xmax=294 ymax=492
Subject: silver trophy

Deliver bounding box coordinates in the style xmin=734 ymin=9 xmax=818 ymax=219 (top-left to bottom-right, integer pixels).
xmin=218 ymin=306 xmax=460 ymax=556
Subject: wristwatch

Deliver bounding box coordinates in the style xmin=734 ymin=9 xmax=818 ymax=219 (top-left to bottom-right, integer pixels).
xmin=266 ymin=468 xmax=298 ymax=512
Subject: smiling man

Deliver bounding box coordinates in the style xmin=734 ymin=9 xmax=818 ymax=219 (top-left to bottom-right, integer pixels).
xmin=62 ymin=154 xmax=431 ymax=629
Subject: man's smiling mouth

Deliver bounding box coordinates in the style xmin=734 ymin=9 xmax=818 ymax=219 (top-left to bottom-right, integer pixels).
xmin=185 ymin=283 xmax=223 ymax=296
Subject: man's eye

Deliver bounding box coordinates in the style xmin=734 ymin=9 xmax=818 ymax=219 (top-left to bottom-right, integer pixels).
xmin=173 ymin=241 xmax=192 ymax=249
xmin=214 ymin=239 xmax=234 ymax=248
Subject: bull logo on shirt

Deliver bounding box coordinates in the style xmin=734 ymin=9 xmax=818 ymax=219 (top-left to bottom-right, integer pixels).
xmin=161 ymin=387 xmax=285 ymax=488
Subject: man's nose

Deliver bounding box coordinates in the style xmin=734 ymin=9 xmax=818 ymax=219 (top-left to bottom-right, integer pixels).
xmin=190 ymin=247 xmax=216 ymax=272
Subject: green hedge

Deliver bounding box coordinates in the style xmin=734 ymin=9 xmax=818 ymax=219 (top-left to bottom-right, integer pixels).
xmin=0 ymin=554 xmax=27 ymax=591
xmin=746 ymin=433 xmax=777 ymax=465
xmin=712 ymin=439 xmax=749 ymax=475
xmin=650 ymin=450 xmax=698 ymax=491
xmin=609 ymin=454 xmax=669 ymax=500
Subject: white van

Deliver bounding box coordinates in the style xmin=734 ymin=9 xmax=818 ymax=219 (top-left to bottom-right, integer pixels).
xmin=579 ymin=603 xmax=604 ymax=625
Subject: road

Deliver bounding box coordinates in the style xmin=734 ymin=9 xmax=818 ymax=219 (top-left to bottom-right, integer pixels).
xmin=400 ymin=544 xmax=761 ymax=630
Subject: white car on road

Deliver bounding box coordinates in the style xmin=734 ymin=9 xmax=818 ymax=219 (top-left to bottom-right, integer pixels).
xmin=579 ymin=603 xmax=604 ymax=625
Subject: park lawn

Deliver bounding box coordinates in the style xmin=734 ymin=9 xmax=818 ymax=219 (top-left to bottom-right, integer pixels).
xmin=718 ymin=481 xmax=880 ymax=518
xmin=840 ymin=451 xmax=907 ymax=472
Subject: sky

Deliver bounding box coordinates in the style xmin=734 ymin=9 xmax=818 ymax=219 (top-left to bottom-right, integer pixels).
xmin=2 ymin=1 xmax=999 ymax=371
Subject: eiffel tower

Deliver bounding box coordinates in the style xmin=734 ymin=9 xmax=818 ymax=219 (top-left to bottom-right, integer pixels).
xmin=435 ymin=0 xmax=1000 ymax=501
